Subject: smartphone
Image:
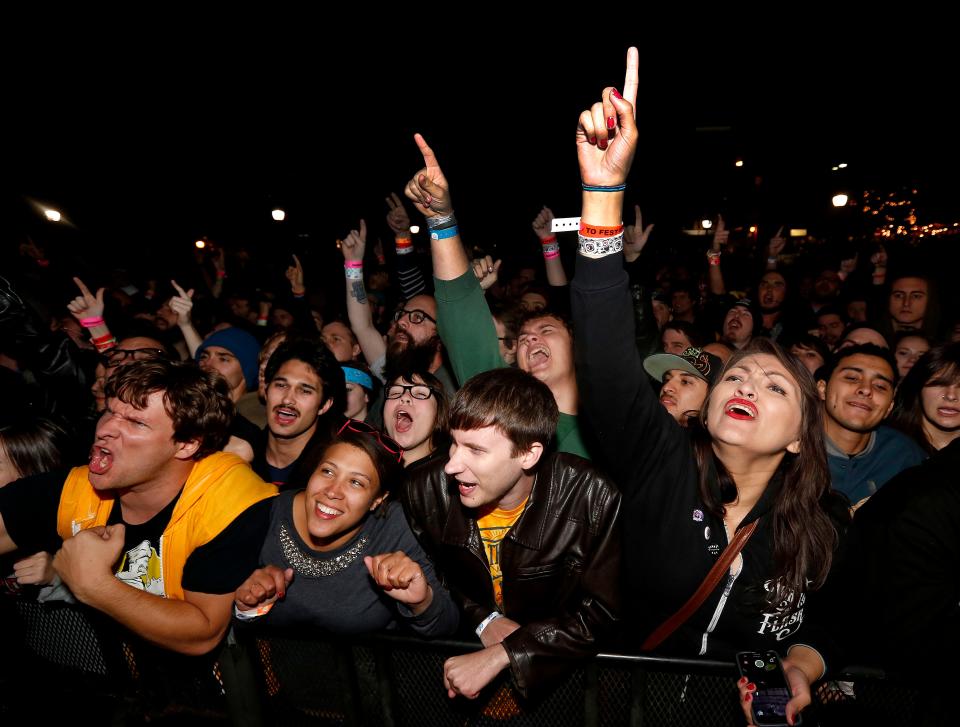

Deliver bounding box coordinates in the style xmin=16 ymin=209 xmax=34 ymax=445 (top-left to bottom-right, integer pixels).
xmin=735 ymin=651 xmax=799 ymax=727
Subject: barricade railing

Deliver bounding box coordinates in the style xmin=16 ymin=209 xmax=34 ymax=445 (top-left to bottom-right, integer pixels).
xmin=2 ymin=598 xmax=923 ymax=726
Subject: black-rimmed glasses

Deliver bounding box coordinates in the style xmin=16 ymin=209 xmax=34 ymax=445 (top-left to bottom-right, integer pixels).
xmin=385 ymin=384 xmax=438 ymax=401
xmin=393 ymin=308 xmax=437 ymax=325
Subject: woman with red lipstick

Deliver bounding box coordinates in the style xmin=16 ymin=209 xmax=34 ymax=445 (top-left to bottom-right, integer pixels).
xmin=233 ymin=425 xmax=457 ymax=636
xmin=891 ymin=342 xmax=960 ymax=454
xmin=570 ymin=48 xmax=841 ymax=726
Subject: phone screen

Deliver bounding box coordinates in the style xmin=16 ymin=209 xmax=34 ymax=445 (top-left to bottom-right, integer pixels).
xmin=736 ymin=651 xmax=794 ymax=726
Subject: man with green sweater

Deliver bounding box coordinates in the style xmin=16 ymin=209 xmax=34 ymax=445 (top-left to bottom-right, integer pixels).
xmin=401 ymin=133 xmax=591 ymax=459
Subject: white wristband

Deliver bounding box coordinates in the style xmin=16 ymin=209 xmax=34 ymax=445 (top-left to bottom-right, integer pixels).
xmin=475 ymin=611 xmax=502 ymax=638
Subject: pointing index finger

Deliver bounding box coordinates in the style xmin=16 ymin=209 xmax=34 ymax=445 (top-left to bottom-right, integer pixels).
xmin=73 ymin=276 xmax=93 ymax=299
xmin=414 ymin=133 xmax=440 ymax=171
xmin=775 ymin=225 xmax=784 ymax=238
xmin=622 ymin=47 xmax=639 ymax=111
xmin=170 ymin=279 xmax=188 ymax=298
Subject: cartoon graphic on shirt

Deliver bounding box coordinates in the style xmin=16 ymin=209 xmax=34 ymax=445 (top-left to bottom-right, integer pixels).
xmin=115 ymin=540 xmax=164 ymax=596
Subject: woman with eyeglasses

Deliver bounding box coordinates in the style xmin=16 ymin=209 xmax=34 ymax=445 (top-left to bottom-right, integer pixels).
xmin=382 ymin=370 xmax=449 ymax=467
xmin=233 ymin=424 xmax=457 ymax=636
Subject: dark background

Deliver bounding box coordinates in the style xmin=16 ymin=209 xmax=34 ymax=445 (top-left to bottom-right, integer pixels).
xmin=5 ymin=22 xmax=958 ymax=293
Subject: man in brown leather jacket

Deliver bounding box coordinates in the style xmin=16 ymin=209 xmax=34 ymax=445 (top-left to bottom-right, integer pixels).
xmin=402 ymin=368 xmax=621 ymax=699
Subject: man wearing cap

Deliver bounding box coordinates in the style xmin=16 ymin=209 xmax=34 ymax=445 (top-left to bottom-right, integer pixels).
xmin=196 ymin=327 xmax=262 ymax=460
xmin=721 ymin=299 xmax=759 ymax=350
xmin=643 ymin=346 xmax=723 ymax=425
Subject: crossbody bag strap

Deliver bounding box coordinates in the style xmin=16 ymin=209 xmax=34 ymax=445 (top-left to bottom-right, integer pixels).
xmin=641 ymin=519 xmax=759 ymax=652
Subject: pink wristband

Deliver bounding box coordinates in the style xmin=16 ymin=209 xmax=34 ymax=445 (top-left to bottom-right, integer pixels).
xmin=80 ymin=316 xmax=105 ymax=328
xmin=344 ymin=261 xmax=364 ymax=269
xmin=543 ymin=251 xmax=560 ymax=260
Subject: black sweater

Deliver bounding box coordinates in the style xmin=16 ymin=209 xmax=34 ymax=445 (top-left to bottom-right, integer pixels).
xmin=571 ymin=253 xmax=831 ymax=664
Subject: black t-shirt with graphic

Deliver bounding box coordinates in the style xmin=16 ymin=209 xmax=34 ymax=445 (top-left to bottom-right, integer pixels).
xmin=0 ymin=469 xmax=271 ymax=594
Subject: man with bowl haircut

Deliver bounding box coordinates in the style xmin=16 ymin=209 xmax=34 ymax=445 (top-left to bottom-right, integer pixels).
xmin=402 ymin=367 xmax=621 ymax=700
xmin=0 ymin=359 xmax=276 ymax=655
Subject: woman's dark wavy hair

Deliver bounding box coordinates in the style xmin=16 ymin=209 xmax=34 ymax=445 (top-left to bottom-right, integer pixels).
xmin=0 ymin=416 xmax=72 ymax=481
xmin=383 ymin=368 xmax=450 ymax=452
xmin=323 ymin=427 xmax=404 ymax=518
xmin=688 ymin=338 xmax=838 ymax=603
xmin=890 ymin=341 xmax=960 ymax=455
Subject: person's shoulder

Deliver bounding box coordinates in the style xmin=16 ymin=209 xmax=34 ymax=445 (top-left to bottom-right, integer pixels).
xmin=401 ymin=454 xmax=451 ymax=511
xmin=540 ymin=452 xmax=621 ymax=510
xmin=875 ymin=426 xmax=927 ymax=459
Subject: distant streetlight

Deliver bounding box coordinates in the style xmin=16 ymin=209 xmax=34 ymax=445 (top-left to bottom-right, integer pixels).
xmin=832 ymin=194 xmax=849 ymax=208
xmin=749 ymin=226 xmax=757 ymax=233
xmin=838 ymin=163 xmax=848 ymax=169
xmin=272 ymin=208 xmax=286 ymax=222
xmin=701 ymin=219 xmax=713 ymax=229
xmin=43 ymin=208 xmax=62 ymax=222
xmin=735 ymin=159 xmax=744 ymax=167
xmin=409 ymin=225 xmax=420 ymax=234
xmin=195 ymin=240 xmax=206 ymax=249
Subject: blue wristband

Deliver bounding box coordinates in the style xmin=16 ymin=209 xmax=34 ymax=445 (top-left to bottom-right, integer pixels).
xmin=430 ymin=225 xmax=459 ymax=241
xmin=582 ymin=183 xmax=627 ymax=192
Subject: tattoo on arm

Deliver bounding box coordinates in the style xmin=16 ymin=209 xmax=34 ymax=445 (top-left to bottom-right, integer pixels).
xmin=351 ymin=281 xmax=368 ymax=304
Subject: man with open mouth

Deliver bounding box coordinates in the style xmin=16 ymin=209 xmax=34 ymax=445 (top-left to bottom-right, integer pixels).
xmin=0 ymin=359 xmax=276 ymax=655
xmin=403 ymin=368 xmax=621 ymax=700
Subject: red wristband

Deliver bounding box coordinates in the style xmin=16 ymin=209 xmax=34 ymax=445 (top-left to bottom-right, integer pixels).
xmin=579 ymin=221 xmax=624 ymax=238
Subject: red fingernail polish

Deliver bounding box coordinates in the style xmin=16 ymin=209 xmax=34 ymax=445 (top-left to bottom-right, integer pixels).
xmin=612 ymin=88 xmax=622 ymax=100
xmin=738 ymin=677 xmax=747 ymax=686
xmin=278 ymin=591 xmax=285 ymax=599
xmin=589 ymin=136 xmax=596 ymax=144
xmin=607 ymin=116 xmax=615 ymax=129
xmin=599 ymin=139 xmax=608 ymax=150
xmin=747 ymin=683 xmax=756 ymax=691
xmin=745 ymin=694 xmax=752 ymax=703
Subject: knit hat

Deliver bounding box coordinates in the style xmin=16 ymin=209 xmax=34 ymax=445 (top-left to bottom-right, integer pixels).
xmin=196 ymin=327 xmax=261 ymax=392
xmin=643 ymin=346 xmax=724 ymax=387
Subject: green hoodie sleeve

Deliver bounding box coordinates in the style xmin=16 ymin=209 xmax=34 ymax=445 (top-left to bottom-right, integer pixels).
xmin=434 ymin=270 xmax=506 ymax=386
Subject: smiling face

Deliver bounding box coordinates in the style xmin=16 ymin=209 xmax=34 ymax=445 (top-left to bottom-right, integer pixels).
xmin=444 ymin=425 xmax=542 ymax=510
xmin=265 ymin=359 xmax=332 ymax=441
xmin=383 ymin=374 xmax=439 ymax=461
xmin=894 ymin=336 xmax=930 ymax=378
xmin=706 ymin=354 xmax=803 ymax=456
xmin=88 ymin=392 xmax=198 ymax=492
xmin=299 ymin=443 xmax=386 ymax=552
xmin=516 ymin=315 xmax=573 ymax=387
xmin=889 ymin=277 xmax=928 ymax=327
xmin=817 ymin=353 xmax=896 ymax=434
xmin=659 ymin=369 xmax=708 ymax=424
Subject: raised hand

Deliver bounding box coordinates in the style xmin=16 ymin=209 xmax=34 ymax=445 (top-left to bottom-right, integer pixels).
xmin=67 ymin=276 xmax=106 ymax=321
xmin=531 ymin=206 xmax=556 ymax=240
xmin=386 ymin=193 xmax=412 ymax=236
xmin=234 ymin=565 xmax=295 ymax=612
xmin=711 ymin=215 xmax=729 ymax=252
xmin=576 ymin=47 xmax=639 ymax=186
xmin=472 ymin=256 xmax=502 ymax=291
xmin=364 ymin=552 xmax=433 ymax=612
xmin=768 ymin=226 xmax=786 ymax=258
xmin=341 ymin=220 xmax=368 ymax=263
xmin=404 ymin=134 xmax=453 ymax=218
xmin=169 ymin=280 xmax=195 ymax=326
xmin=286 ymin=254 xmax=306 ymax=295
xmin=624 ymin=204 xmax=654 ymax=261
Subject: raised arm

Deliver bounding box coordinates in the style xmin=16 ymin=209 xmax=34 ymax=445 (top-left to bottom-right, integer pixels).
xmin=531 ymin=206 xmax=568 ymax=286
xmin=169 ymin=280 xmax=203 ymax=357
xmin=570 ymin=48 xmax=683 ymax=485
xmin=706 ymin=216 xmax=728 ymax=296
xmin=404 ymin=134 xmax=505 ymax=384
xmin=340 ymin=220 xmax=387 ymax=372
xmin=67 ymin=276 xmax=116 ymax=353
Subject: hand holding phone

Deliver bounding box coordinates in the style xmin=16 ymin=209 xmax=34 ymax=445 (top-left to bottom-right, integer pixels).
xmin=736 ymin=651 xmax=800 ymax=727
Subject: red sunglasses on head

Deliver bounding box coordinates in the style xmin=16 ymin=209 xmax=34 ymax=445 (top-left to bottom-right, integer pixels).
xmin=337 ymin=419 xmax=405 ymax=464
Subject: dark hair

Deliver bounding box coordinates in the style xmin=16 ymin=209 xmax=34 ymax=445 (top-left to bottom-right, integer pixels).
xmin=449 ymin=368 xmax=558 ymax=456
xmin=891 ymin=342 xmax=960 ymax=454
xmin=816 ymin=343 xmax=899 ymax=387
xmin=661 ymin=320 xmax=703 ymax=349
xmin=815 ymin=304 xmax=845 ymax=323
xmin=689 ymin=338 xmax=838 ymax=601
xmin=0 ymin=417 xmax=72 ymax=480
xmin=104 ymin=359 xmax=233 ymax=458
xmin=264 ymin=337 xmax=346 ymax=417
xmin=323 ymin=428 xmax=404 ymax=506
xmin=384 ymin=369 xmax=449 ymax=450
xmin=516 ymin=307 xmax=573 ymax=339
xmin=787 ymin=334 xmax=830 ymax=364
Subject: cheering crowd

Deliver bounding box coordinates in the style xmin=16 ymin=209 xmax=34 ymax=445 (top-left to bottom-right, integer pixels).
xmin=1 ymin=49 xmax=958 ymax=725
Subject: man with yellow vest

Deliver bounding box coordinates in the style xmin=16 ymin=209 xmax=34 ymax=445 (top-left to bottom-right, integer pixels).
xmin=0 ymin=359 xmax=276 ymax=655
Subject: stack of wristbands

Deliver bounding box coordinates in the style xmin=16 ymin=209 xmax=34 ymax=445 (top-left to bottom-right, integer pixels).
xmin=540 ymin=234 xmax=560 ymax=260
xmin=395 ymin=234 xmax=413 ymax=256
xmin=577 ymin=220 xmax=624 ymax=259
xmin=427 ymin=212 xmax=458 ymax=241
xmin=81 ymin=317 xmax=117 ymax=352
xmin=344 ymin=260 xmax=363 ymax=280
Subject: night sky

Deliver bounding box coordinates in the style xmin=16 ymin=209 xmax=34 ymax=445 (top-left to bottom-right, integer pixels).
xmin=6 ymin=24 xmax=957 ymax=289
